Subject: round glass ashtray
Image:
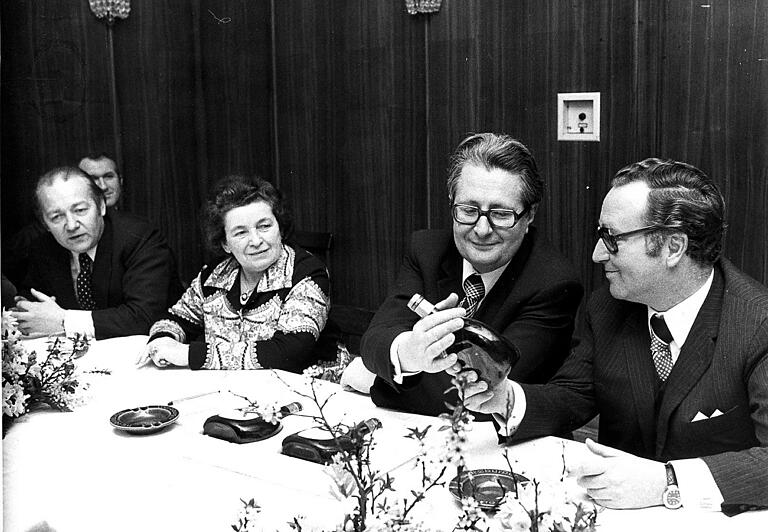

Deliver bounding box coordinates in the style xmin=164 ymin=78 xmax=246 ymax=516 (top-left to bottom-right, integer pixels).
xmin=449 ymin=469 xmax=529 ymax=510
xmin=110 ymin=405 xmax=179 ymax=435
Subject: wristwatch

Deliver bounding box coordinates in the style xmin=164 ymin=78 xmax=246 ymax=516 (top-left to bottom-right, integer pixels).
xmin=662 ymin=463 xmax=682 ymax=509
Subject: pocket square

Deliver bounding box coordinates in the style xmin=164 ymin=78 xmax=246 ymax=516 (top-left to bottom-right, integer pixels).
xmin=691 ymin=411 xmax=708 ymax=422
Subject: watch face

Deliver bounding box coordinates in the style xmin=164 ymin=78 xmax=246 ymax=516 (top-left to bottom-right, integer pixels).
xmin=663 ymin=487 xmax=682 ymax=509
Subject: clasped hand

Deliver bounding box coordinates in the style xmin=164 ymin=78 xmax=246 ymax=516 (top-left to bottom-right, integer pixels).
xmin=397 ymin=293 xmax=466 ymax=373
xmin=136 ymin=337 xmax=189 ymax=368
xmin=569 ymin=438 xmax=667 ymax=509
xmin=10 ymin=288 xmax=65 ymax=336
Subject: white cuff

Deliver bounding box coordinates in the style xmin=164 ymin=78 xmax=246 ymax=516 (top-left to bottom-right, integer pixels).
xmin=63 ymin=310 xmax=95 ymax=339
xmin=670 ymin=458 xmax=724 ymax=511
xmin=494 ymin=381 xmax=526 ymax=437
xmin=389 ymin=332 xmax=421 ymax=384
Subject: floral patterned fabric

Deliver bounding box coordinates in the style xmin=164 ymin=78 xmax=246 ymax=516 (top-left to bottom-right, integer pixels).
xmin=149 ymin=245 xmax=330 ymax=372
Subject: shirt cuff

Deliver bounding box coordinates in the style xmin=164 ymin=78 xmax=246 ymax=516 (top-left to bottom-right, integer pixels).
xmin=670 ymin=458 xmax=724 ymax=511
xmin=63 ymin=310 xmax=95 ymax=338
xmin=493 ymin=380 xmax=526 ymax=437
xmin=389 ymin=331 xmax=421 ymax=384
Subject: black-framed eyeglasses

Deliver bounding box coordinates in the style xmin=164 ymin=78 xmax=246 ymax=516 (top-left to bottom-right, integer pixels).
xmin=452 ymin=203 xmax=529 ymax=229
xmin=596 ymin=225 xmax=660 ymax=254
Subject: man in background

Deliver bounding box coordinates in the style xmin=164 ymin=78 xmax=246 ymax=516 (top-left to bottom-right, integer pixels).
xmin=458 ymin=158 xmax=768 ymax=513
xmin=11 ymin=166 xmax=182 ymax=339
xmin=79 ymin=152 xmax=123 ymax=208
xmin=361 ymin=133 xmax=583 ymax=416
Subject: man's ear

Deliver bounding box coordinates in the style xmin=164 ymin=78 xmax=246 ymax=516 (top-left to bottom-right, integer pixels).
xmin=222 ymin=242 xmax=230 ymax=255
xmin=524 ymin=204 xmax=538 ymax=232
xmin=666 ymin=233 xmax=688 ymax=267
xmin=99 ymin=198 xmax=107 ymax=216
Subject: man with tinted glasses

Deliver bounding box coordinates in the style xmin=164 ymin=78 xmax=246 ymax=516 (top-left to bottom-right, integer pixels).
xmin=360 ymin=133 xmax=583 ymax=416
xmin=458 ymin=158 xmax=768 ymax=513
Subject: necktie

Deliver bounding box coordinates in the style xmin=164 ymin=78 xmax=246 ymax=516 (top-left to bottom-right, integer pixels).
xmin=460 ymin=273 xmax=485 ymax=318
xmin=650 ymin=313 xmax=673 ymax=381
xmin=77 ymin=253 xmax=97 ymax=310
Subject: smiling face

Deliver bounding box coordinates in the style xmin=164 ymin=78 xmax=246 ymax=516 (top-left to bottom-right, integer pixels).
xmin=38 ymin=174 xmax=106 ymax=255
xmin=221 ymin=200 xmax=282 ymax=276
xmin=79 ymin=157 xmax=122 ymax=207
xmin=592 ymin=182 xmax=668 ymax=306
xmin=452 ymin=164 xmax=535 ymax=274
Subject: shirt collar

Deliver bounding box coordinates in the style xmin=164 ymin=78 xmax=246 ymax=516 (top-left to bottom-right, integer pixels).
xmin=70 ymin=246 xmax=97 ymax=264
xmin=647 ymin=268 xmax=714 ymax=347
xmin=461 ymin=259 xmax=510 ymax=295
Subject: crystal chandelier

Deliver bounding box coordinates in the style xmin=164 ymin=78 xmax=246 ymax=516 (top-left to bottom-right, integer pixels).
xmin=405 ymin=0 xmax=442 ymax=15
xmin=88 ymin=0 xmax=131 ymax=25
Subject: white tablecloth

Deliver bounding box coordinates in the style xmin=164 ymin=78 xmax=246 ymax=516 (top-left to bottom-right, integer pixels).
xmin=3 ymin=336 xmax=766 ymax=531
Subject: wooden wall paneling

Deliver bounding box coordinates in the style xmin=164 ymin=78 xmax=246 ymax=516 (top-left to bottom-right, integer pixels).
xmin=112 ymin=1 xmax=203 ymax=282
xmin=199 ymin=0 xmax=273 ymax=184
xmin=0 ymin=0 xmax=113 ymax=236
xmin=658 ymin=0 xmax=768 ymax=284
xmin=274 ymin=0 xmax=427 ymax=309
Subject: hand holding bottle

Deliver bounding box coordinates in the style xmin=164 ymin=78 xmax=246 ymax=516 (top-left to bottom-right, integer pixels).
xmin=396 ymin=293 xmax=467 ymax=373
xmin=446 ymin=365 xmax=517 ymax=416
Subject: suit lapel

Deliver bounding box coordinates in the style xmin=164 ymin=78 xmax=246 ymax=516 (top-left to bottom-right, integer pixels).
xmin=620 ymin=306 xmax=659 ymax=455
xmin=47 ymin=241 xmax=79 ymax=308
xmin=437 ymin=246 xmax=462 ymax=299
xmin=91 ymin=216 xmax=114 ymax=308
xmin=655 ymin=270 xmax=722 ymax=453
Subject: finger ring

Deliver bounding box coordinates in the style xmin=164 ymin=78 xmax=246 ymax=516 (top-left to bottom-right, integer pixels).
xmin=158 ymin=358 xmax=169 ymax=366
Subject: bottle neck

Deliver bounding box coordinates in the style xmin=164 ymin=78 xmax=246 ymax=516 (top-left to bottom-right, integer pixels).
xmin=408 ymin=294 xmax=436 ymax=318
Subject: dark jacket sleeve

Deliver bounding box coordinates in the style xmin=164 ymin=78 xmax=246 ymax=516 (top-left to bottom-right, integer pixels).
xmin=91 ymin=222 xmax=177 ymax=339
xmin=246 ymin=253 xmax=330 ymax=372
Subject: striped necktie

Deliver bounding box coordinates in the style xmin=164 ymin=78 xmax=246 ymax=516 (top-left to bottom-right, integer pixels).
xmin=460 ymin=273 xmax=485 ymax=318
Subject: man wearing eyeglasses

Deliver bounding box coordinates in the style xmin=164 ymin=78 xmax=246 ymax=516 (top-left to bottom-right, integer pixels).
xmin=458 ymin=158 xmax=768 ymax=514
xmin=360 ymin=133 xmax=583 ymax=416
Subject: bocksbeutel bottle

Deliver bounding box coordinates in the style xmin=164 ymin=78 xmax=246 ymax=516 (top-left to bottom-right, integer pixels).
xmin=408 ymin=293 xmax=519 ymax=387
xmin=281 ymin=418 xmax=382 ymax=464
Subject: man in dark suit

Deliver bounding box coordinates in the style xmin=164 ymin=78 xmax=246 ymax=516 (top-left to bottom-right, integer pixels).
xmin=11 ymin=166 xmax=181 ymax=340
xmin=360 ymin=133 xmax=583 ymax=416
xmin=459 ymin=158 xmax=768 ymax=513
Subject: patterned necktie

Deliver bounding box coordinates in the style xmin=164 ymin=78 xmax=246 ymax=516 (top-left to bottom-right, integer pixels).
xmin=650 ymin=313 xmax=673 ymax=381
xmin=77 ymin=253 xmax=97 ymax=310
xmin=460 ymin=273 xmax=485 ymax=318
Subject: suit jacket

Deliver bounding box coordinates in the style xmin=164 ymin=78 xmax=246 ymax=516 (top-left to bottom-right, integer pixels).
xmin=513 ymin=258 xmax=768 ymax=512
xmin=361 ymin=227 xmax=584 ymax=416
xmin=23 ymin=213 xmax=183 ymax=340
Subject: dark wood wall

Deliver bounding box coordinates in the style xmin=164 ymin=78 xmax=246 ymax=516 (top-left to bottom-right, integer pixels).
xmin=2 ymin=0 xmax=767 ymax=313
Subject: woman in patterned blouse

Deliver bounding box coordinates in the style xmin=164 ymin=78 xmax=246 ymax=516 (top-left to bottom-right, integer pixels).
xmin=137 ymin=175 xmax=330 ymax=371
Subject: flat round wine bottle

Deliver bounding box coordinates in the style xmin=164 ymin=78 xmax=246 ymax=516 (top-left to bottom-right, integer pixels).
xmin=408 ymin=294 xmax=520 ymax=387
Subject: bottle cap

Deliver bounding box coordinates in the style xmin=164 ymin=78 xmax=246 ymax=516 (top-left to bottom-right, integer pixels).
xmin=407 ymin=294 xmax=435 ymax=317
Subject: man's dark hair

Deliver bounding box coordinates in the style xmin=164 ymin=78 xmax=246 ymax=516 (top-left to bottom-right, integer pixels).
xmin=203 ymin=175 xmax=293 ymax=257
xmin=612 ymin=158 xmax=726 ymax=265
xmin=80 ymin=152 xmax=120 ymax=176
xmin=34 ymin=166 xmax=106 ymax=223
xmin=446 ymin=133 xmax=544 ymax=210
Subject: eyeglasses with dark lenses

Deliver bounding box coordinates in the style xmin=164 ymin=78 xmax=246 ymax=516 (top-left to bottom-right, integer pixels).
xmin=452 ymin=203 xmax=529 ymax=229
xmin=596 ymin=225 xmax=660 ymax=254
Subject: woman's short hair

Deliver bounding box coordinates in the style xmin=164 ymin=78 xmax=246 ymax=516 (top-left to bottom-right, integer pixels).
xmin=612 ymin=158 xmax=726 ymax=265
xmin=446 ymin=133 xmax=544 ymax=210
xmin=203 ymin=175 xmax=293 ymax=256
